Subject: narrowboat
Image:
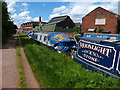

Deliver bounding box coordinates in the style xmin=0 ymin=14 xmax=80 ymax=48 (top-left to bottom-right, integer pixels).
xmin=31 ymin=32 xmax=76 ymax=53
xmin=72 ymin=36 xmax=120 ymax=79
xmin=83 ymin=33 xmax=120 ymax=40
xmin=48 ymin=32 xmax=76 ymax=53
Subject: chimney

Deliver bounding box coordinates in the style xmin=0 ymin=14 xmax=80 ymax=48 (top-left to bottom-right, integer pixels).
xmin=39 ymin=17 xmax=41 ymax=22
xmin=39 ymin=17 xmax=42 ymax=27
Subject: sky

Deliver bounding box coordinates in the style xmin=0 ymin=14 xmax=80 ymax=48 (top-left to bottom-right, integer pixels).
xmin=5 ymin=0 xmax=120 ymax=28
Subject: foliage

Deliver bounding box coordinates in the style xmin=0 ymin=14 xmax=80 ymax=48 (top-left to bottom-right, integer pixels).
xmin=98 ymin=28 xmax=104 ymax=33
xmin=20 ymin=35 xmax=120 ymax=88
xmin=73 ymin=23 xmax=82 ymax=33
xmin=73 ymin=26 xmax=81 ymax=33
xmin=2 ymin=1 xmax=18 ymax=45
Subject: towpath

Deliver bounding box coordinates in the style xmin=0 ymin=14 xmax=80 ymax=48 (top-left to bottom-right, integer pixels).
xmin=1 ymin=35 xmax=39 ymax=88
xmin=2 ymin=35 xmax=19 ymax=88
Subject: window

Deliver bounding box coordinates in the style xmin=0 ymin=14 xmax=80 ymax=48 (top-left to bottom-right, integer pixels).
xmin=110 ymin=36 xmax=117 ymax=40
xmin=44 ymin=36 xmax=47 ymax=42
xmin=97 ymin=35 xmax=102 ymax=38
xmin=86 ymin=34 xmax=91 ymax=37
xmin=88 ymin=28 xmax=95 ymax=32
xmin=96 ymin=11 xmax=102 ymax=14
xmin=40 ymin=35 xmax=42 ymax=40
xmin=34 ymin=35 xmax=37 ymax=40
xmin=95 ymin=18 xmax=106 ymax=25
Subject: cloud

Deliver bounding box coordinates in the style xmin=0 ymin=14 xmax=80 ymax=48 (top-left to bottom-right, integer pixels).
xmin=11 ymin=11 xmax=47 ymax=27
xmin=5 ymin=0 xmax=20 ymax=2
xmin=7 ymin=1 xmax=16 ymax=13
xmin=33 ymin=17 xmax=39 ymax=21
xmin=42 ymin=4 xmax=46 ymax=7
xmin=53 ymin=6 xmax=67 ymax=13
xmin=21 ymin=3 xmax=28 ymax=6
xmin=6 ymin=1 xmax=49 ymax=27
xmin=11 ymin=13 xmax=18 ymax=19
xmin=49 ymin=1 xmax=119 ymax=23
xmin=49 ymin=13 xmax=61 ymax=19
xmin=61 ymin=0 xmax=119 ymax=2
xmin=19 ymin=11 xmax=30 ymax=17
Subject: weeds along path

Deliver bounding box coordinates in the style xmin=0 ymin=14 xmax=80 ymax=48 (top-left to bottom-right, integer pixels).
xmin=2 ymin=35 xmax=19 ymax=88
xmin=18 ymin=36 xmax=39 ymax=88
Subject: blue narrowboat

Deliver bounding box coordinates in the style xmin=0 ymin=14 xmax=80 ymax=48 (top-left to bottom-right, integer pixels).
xmin=31 ymin=32 xmax=76 ymax=53
xmin=83 ymin=33 xmax=120 ymax=40
xmin=48 ymin=32 xmax=76 ymax=53
xmin=72 ymin=36 xmax=120 ymax=79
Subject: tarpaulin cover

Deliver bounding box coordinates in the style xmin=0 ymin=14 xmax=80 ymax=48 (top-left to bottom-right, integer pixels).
xmin=48 ymin=32 xmax=70 ymax=45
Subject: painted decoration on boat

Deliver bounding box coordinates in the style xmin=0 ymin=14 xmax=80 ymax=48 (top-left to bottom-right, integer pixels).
xmin=77 ymin=40 xmax=116 ymax=70
xmin=48 ymin=32 xmax=70 ymax=44
xmin=73 ymin=37 xmax=120 ymax=79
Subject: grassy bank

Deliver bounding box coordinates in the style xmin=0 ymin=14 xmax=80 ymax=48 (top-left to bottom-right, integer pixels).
xmin=20 ymin=34 xmax=120 ymax=88
xmin=16 ymin=39 xmax=27 ymax=88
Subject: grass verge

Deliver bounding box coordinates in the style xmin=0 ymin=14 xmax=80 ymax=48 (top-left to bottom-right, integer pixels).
xmin=16 ymin=39 xmax=27 ymax=88
xmin=20 ymin=34 xmax=120 ymax=88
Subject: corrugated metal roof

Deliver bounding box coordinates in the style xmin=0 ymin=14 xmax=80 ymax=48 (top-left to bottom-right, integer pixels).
xmin=48 ymin=15 xmax=69 ymax=24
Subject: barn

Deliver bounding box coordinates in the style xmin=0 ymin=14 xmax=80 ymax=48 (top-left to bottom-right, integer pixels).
xmin=82 ymin=7 xmax=120 ymax=34
xmin=42 ymin=15 xmax=75 ymax=32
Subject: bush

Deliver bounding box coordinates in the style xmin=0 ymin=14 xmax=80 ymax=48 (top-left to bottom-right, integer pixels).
xmin=98 ymin=28 xmax=104 ymax=33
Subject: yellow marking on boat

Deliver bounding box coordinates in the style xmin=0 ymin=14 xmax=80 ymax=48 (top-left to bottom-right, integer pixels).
xmin=53 ymin=34 xmax=63 ymax=38
xmin=59 ymin=38 xmax=69 ymax=41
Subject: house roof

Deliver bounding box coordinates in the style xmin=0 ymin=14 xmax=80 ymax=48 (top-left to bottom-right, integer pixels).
xmin=48 ymin=15 xmax=70 ymax=24
xmin=83 ymin=6 xmax=119 ymax=18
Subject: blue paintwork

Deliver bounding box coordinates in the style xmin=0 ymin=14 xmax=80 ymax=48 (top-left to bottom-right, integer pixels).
xmin=28 ymin=32 xmax=34 ymax=38
xmin=48 ymin=32 xmax=76 ymax=52
xmin=72 ymin=37 xmax=120 ymax=79
xmin=83 ymin=33 xmax=120 ymax=40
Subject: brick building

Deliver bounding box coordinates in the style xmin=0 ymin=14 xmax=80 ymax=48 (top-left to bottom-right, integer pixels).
xmin=20 ymin=21 xmax=39 ymax=32
xmin=82 ymin=7 xmax=120 ymax=34
xmin=17 ymin=17 xmax=47 ymax=33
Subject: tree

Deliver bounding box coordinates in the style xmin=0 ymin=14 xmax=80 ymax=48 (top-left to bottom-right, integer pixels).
xmin=74 ymin=23 xmax=82 ymax=33
xmin=1 ymin=1 xmax=18 ymax=45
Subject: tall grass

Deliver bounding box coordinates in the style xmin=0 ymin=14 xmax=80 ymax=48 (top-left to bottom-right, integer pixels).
xmin=16 ymin=39 xmax=27 ymax=88
xmin=20 ymin=35 xmax=120 ymax=88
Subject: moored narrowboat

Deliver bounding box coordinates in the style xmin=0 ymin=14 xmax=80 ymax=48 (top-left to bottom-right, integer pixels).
xmin=72 ymin=36 xmax=120 ymax=79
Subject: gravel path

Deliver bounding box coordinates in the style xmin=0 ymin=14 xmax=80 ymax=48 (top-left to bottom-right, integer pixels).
xmin=2 ymin=35 xmax=40 ymax=88
xmin=20 ymin=47 xmax=39 ymax=88
xmin=2 ymin=36 xmax=19 ymax=88
xmin=18 ymin=36 xmax=40 ymax=88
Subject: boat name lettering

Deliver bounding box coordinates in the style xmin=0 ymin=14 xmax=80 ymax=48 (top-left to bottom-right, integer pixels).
xmin=79 ymin=42 xmax=112 ymax=57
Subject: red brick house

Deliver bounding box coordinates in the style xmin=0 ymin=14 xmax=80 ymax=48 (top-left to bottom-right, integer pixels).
xmin=82 ymin=7 xmax=120 ymax=34
xmin=17 ymin=17 xmax=47 ymax=33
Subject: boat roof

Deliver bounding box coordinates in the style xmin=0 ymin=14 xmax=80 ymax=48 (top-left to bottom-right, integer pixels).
xmin=78 ymin=37 xmax=108 ymax=43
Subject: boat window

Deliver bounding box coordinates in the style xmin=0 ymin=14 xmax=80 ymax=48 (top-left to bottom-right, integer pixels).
xmin=40 ymin=35 xmax=42 ymax=40
xmin=34 ymin=35 xmax=37 ymax=39
xmin=44 ymin=36 xmax=48 ymax=42
xmin=103 ymin=36 xmax=108 ymax=38
xmin=110 ymin=36 xmax=117 ymax=40
xmin=97 ymin=35 xmax=102 ymax=38
xmin=86 ymin=34 xmax=91 ymax=37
